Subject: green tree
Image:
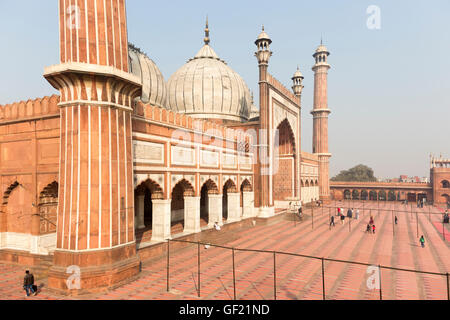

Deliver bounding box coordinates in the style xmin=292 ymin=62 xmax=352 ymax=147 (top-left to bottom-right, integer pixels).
xmin=331 ymin=164 xmax=377 ymax=182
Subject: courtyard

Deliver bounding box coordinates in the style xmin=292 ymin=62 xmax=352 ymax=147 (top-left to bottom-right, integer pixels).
xmin=0 ymin=200 xmax=449 ymax=300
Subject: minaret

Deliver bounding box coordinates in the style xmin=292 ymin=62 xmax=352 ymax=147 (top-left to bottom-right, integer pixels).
xmin=254 ymin=26 xmax=275 ymax=217
xmin=44 ymin=0 xmax=142 ymax=293
xmin=311 ymin=42 xmax=332 ymax=201
xmin=292 ymin=67 xmax=304 ymax=200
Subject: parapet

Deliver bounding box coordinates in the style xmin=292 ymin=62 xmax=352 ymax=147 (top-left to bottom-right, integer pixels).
xmin=267 ymin=73 xmax=300 ymax=105
xmin=133 ymin=101 xmax=248 ymax=144
xmin=0 ymin=95 xmax=60 ymax=123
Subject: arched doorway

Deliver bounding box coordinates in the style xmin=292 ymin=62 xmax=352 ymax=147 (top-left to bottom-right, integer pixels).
xmin=407 ymin=193 xmax=417 ymax=203
xmin=344 ymin=189 xmax=351 ymax=200
xmin=352 ymin=190 xmax=360 ymax=200
xmin=388 ymin=190 xmax=396 ymax=201
xmin=361 ymin=190 xmax=368 ymax=201
xmin=171 ymin=179 xmax=195 ymax=235
xmin=135 ymin=179 xmax=163 ymax=230
xmin=200 ymin=180 xmax=219 ymax=227
xmin=38 ymin=182 xmax=58 ymax=235
xmin=442 ymin=180 xmax=450 ymax=188
xmin=134 ymin=179 xmax=163 ymax=244
xmin=273 ymin=119 xmax=296 ymax=201
xmin=369 ymin=191 xmax=378 ymax=201
xmin=223 ymin=179 xmax=238 ymax=223
xmin=378 ymin=190 xmax=387 ymax=201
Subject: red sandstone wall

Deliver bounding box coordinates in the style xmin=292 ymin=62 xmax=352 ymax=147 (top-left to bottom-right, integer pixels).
xmin=0 ymin=96 xmax=60 ymax=235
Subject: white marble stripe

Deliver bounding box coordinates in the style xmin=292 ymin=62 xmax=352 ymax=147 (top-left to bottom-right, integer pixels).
xmin=94 ymin=0 xmax=99 ymax=64
xmin=110 ymin=0 xmax=116 ymax=68
xmin=75 ymin=105 xmax=81 ymax=250
xmin=61 ymin=108 xmax=68 ymax=248
xmin=87 ymin=105 xmax=91 ymax=249
xmin=116 ymin=0 xmax=122 ymax=70
xmin=68 ymin=106 xmax=74 ymax=249
xmin=103 ymin=0 xmax=109 ymax=66
xmin=109 ymin=107 xmax=112 ymax=247
xmin=123 ymin=110 xmax=128 ymax=243
xmin=98 ymin=107 xmax=102 ymax=248
xmin=84 ymin=0 xmax=89 ymax=64
xmin=116 ymin=108 xmax=120 ymax=244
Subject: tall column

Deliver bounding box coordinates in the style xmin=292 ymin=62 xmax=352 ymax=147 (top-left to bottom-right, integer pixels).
xmin=208 ymin=194 xmax=223 ymax=227
xmin=184 ymin=196 xmax=201 ymax=234
xmin=292 ymin=68 xmax=304 ymax=202
xmin=311 ymin=43 xmax=332 ymax=201
xmin=255 ymin=27 xmax=275 ymax=217
xmin=151 ymin=199 xmax=171 ymax=242
xmin=44 ymin=0 xmax=142 ymax=294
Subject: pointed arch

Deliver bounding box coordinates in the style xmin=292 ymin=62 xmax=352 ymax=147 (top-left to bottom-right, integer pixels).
xmin=273 ymin=118 xmax=297 ymax=201
xmin=38 ymin=181 xmax=58 ymax=235
xmin=200 ymin=179 xmax=219 ymax=226
xmin=2 ymin=181 xmax=20 ymax=206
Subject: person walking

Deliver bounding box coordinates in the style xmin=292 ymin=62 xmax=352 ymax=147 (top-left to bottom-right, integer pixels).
xmin=372 ymin=224 xmax=376 ymax=234
xmin=395 ymin=216 xmax=398 ymax=225
xmin=23 ymin=270 xmax=36 ymax=297
xmin=347 ymin=208 xmax=352 ymax=219
xmin=366 ymin=224 xmax=371 ymax=233
xmin=330 ymin=215 xmax=335 ymax=227
xmin=340 ymin=213 xmax=345 ymax=225
xmin=420 ymin=235 xmax=425 ymax=248
xmin=355 ymin=209 xmax=360 ymax=220
xmin=369 ymin=216 xmax=374 ymax=226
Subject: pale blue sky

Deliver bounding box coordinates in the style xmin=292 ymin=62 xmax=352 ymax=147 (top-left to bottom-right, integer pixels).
xmin=0 ymin=1 xmax=449 ymax=179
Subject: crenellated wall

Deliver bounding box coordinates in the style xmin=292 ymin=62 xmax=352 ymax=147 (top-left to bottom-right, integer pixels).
xmin=0 ymin=95 xmax=59 ymax=123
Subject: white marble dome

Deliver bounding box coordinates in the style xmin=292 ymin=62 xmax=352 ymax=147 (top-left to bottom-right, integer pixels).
xmin=167 ymin=41 xmax=251 ymax=122
xmin=129 ymin=46 xmax=167 ymax=108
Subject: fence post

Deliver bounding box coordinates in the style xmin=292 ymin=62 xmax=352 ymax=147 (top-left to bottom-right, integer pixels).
xmin=312 ymin=204 xmax=314 ymax=230
xmin=392 ymin=210 xmax=394 ymax=236
xmin=198 ymin=241 xmax=201 ymax=298
xmin=378 ymin=265 xmax=382 ymax=300
xmin=447 ymin=273 xmax=449 ymax=301
xmin=167 ymin=240 xmax=170 ymax=292
xmin=322 ymin=258 xmax=326 ymax=300
xmin=232 ymin=248 xmax=236 ymax=300
xmin=273 ymin=252 xmax=277 ymax=300
xmin=416 ymin=211 xmax=419 ymax=238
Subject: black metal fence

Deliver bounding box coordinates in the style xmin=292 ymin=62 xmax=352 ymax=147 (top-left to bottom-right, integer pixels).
xmin=165 ymin=238 xmax=450 ymax=300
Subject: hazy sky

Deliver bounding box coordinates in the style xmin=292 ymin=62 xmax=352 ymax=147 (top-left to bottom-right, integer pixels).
xmin=0 ymin=1 xmax=449 ymax=179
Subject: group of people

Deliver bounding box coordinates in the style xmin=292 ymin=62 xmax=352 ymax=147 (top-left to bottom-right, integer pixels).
xmin=366 ymin=216 xmax=376 ymax=234
xmin=330 ymin=207 xmax=360 ymax=227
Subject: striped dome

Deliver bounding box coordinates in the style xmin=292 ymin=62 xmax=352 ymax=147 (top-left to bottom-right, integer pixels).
xmin=166 ymin=44 xmax=251 ymax=122
xmin=129 ymin=47 xmax=167 ymax=108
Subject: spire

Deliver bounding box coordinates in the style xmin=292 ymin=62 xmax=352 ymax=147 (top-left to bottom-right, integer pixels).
xmin=204 ymin=16 xmax=210 ymax=45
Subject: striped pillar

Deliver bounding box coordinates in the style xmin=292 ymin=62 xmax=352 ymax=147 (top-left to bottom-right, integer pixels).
xmin=44 ymin=0 xmax=142 ymax=294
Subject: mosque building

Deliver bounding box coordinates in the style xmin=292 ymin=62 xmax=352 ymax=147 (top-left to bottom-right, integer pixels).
xmin=0 ymin=0 xmax=331 ymax=293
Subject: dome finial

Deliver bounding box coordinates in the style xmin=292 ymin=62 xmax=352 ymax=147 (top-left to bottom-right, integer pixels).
xmin=204 ymin=16 xmax=210 ymax=45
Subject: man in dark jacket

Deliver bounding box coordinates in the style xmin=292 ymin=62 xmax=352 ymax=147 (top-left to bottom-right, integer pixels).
xmin=23 ymin=270 xmax=36 ymax=297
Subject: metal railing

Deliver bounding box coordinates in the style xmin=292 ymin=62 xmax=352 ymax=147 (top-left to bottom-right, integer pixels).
xmin=165 ymin=237 xmax=450 ymax=300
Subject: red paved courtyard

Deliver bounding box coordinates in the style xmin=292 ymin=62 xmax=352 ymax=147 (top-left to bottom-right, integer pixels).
xmin=1 ymin=201 xmax=449 ymax=300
